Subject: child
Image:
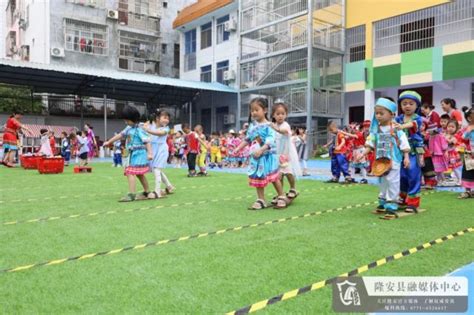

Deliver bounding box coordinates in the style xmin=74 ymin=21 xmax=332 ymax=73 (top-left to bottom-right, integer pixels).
xmin=112 ymin=133 xmax=123 ymax=167
xmin=430 ymin=114 xmax=449 ymax=184
xmin=209 ymin=132 xmax=222 ymax=168
xmin=395 ymin=91 xmax=425 ymax=213
xmin=459 ymin=106 xmax=474 ymax=198
xmin=49 ymin=132 xmax=56 ymax=156
xmin=103 ymin=106 xmax=152 ymax=202
xmin=143 ymin=110 xmax=174 ymax=199
xmin=295 ymin=127 xmax=310 ymax=176
xmin=362 ymin=97 xmax=410 ymax=217
xmin=195 ymin=125 xmax=209 ymax=176
xmin=234 ymin=97 xmax=287 ymax=210
xmin=271 ymin=101 xmax=302 ymax=201
xmin=183 ymin=123 xmax=199 ymax=177
xmin=220 ymin=132 xmax=228 ymax=167
xmin=173 ymin=131 xmax=185 ymax=168
xmin=76 ymin=130 xmax=89 ymax=166
xmin=444 ymin=119 xmax=463 ymax=185
xmin=39 ymin=129 xmax=53 ymax=157
xmin=60 ymin=131 xmax=71 ymax=166
xmin=326 ymin=121 xmax=354 ymax=184
xmin=420 ymin=120 xmax=437 ymax=189
xmin=350 ymin=123 xmax=369 ymax=184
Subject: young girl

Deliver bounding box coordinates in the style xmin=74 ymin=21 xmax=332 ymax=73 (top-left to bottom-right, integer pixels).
xmin=39 ymin=129 xmax=53 ymax=157
xmin=103 ymin=106 xmax=152 ymax=202
xmin=271 ymin=102 xmax=302 ymax=201
xmin=362 ymin=97 xmax=410 ymax=217
xmin=60 ymin=131 xmax=71 ymax=166
xmin=445 ymin=119 xmax=463 ymax=185
xmin=195 ymin=125 xmax=209 ymax=176
xmin=395 ymin=91 xmax=425 ymax=213
xmin=143 ymin=110 xmax=174 ymax=199
xmin=75 ymin=131 xmax=89 ymax=166
xmin=420 ymin=120 xmax=437 ymax=189
xmin=350 ymin=123 xmax=369 ymax=184
xmin=234 ymin=97 xmax=287 ymax=210
xmin=295 ymin=128 xmax=310 ymax=176
xmin=430 ymin=114 xmax=449 ymax=184
xmin=209 ymin=132 xmax=222 ymax=169
xmin=459 ymin=106 xmax=474 ymax=198
xmin=84 ymin=124 xmax=97 ymax=162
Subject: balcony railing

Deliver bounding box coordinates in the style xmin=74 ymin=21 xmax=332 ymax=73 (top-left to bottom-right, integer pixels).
xmin=118 ymin=11 xmax=160 ymax=34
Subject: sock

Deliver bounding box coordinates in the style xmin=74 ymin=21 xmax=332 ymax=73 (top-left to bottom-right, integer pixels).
xmin=153 ymin=168 xmax=162 ymax=195
xmin=161 ymin=171 xmax=172 ymax=187
xmin=360 ymin=168 xmax=367 ymax=179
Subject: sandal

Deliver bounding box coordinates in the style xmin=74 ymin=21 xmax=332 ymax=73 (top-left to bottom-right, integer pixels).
xmin=325 ymin=178 xmax=338 ymax=183
xmin=119 ymin=193 xmax=136 ymax=202
xmin=135 ymin=192 xmax=150 ymax=201
xmin=271 ymin=196 xmax=278 ymax=206
xmin=273 ymin=196 xmax=288 ymax=210
xmin=404 ymin=207 xmax=418 ymax=213
xmin=248 ymin=199 xmax=267 ymax=210
xmin=287 ymin=189 xmax=299 ymax=199
xmin=458 ymin=192 xmax=472 ymax=199
xmin=148 ymin=191 xmax=166 ymax=199
xmin=380 ymin=210 xmax=399 ymax=220
xmin=165 ymin=186 xmax=175 ymax=195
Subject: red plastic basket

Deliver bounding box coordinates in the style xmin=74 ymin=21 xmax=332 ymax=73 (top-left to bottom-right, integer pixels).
xmin=20 ymin=155 xmax=41 ymax=169
xmin=37 ymin=157 xmax=64 ymax=174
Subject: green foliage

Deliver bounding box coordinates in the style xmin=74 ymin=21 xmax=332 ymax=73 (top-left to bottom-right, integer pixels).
xmin=0 ymin=85 xmax=44 ymax=114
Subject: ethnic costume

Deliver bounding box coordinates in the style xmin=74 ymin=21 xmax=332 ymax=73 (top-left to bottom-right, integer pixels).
xmin=245 ymin=121 xmax=280 ymax=187
xmin=461 ymin=128 xmax=474 ymax=190
xmin=121 ymin=125 xmax=150 ymax=176
xmin=396 ymin=91 xmax=425 ymax=211
xmin=366 ymin=98 xmax=410 ymax=212
xmin=2 ymin=117 xmax=21 ymax=152
xmin=274 ymin=121 xmax=302 ymax=177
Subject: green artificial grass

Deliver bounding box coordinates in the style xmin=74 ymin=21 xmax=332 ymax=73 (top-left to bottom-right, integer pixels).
xmin=0 ymin=164 xmax=473 ymax=314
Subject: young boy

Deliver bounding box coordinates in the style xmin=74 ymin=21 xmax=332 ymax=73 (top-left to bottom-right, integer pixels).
xmin=183 ymin=123 xmax=199 ymax=177
xmin=113 ymin=134 xmax=123 ymax=167
xmin=60 ymin=131 xmax=71 ymax=166
xmin=209 ymin=132 xmax=222 ymax=169
xmin=76 ymin=130 xmax=89 ymax=166
xmin=394 ymin=91 xmax=425 ymax=213
xmin=363 ymin=97 xmax=410 ymax=218
xmin=326 ymin=121 xmax=354 ymax=184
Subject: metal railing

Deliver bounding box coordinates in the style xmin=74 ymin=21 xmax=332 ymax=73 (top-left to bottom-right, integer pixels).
xmin=241 ymin=0 xmax=308 ymax=32
xmin=118 ymin=11 xmax=160 ymax=34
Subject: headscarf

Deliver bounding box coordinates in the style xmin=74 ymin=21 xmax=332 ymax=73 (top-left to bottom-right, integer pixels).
xmin=370 ymin=98 xmax=397 ymax=134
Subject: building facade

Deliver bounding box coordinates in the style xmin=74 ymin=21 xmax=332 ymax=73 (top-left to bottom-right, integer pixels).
xmin=344 ymin=0 xmax=474 ymax=124
xmin=173 ymin=0 xmax=240 ymax=133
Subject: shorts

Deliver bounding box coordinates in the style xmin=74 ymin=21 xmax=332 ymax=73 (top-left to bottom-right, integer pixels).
xmin=79 ymin=152 xmax=88 ymax=160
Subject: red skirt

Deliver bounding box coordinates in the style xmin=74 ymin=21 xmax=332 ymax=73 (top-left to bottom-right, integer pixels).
xmin=124 ymin=165 xmax=150 ymax=176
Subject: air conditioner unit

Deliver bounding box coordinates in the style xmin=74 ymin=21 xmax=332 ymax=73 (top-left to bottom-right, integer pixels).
xmin=224 ymin=19 xmax=237 ymax=32
xmin=223 ymin=114 xmax=235 ymax=125
xmin=223 ymin=70 xmax=236 ymax=81
xmin=87 ymin=0 xmax=96 ymax=7
xmin=18 ymin=18 xmax=27 ymax=30
xmin=107 ymin=9 xmax=118 ymax=19
xmin=51 ymin=47 xmax=65 ymax=58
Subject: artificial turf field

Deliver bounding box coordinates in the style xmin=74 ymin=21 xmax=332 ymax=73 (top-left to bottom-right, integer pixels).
xmin=0 ymin=164 xmax=473 ymax=314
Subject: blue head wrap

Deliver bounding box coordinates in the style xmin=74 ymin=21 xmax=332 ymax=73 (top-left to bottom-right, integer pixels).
xmin=370 ymin=98 xmax=397 ymax=134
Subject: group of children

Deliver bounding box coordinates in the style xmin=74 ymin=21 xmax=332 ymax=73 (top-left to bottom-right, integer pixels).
xmin=357 ymin=92 xmax=474 ymax=219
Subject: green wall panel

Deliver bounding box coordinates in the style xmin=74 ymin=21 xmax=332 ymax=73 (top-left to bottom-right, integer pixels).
xmin=344 ymin=60 xmax=366 ymax=83
xmin=443 ymin=51 xmax=474 ymax=80
xmin=401 ymin=48 xmax=433 ymax=75
xmin=432 ymin=46 xmax=443 ymax=82
xmin=373 ymin=63 xmax=400 ymax=89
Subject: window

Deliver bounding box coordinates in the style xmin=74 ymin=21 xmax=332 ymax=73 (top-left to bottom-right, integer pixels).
xmin=400 ymin=17 xmax=434 ymax=53
xmin=349 ymin=45 xmax=365 ymax=62
xmin=163 ymin=2 xmax=167 ymax=8
xmin=184 ymin=29 xmax=197 ymax=71
xmin=135 ymin=0 xmax=149 ymax=16
xmin=161 ymin=43 xmax=167 ymax=54
xmin=64 ymin=19 xmax=108 ymax=56
xmin=173 ymin=44 xmax=180 ymax=69
xmin=216 ymin=15 xmax=230 ymax=44
xmin=216 ymin=60 xmax=229 ymax=84
xmin=118 ymin=30 xmax=158 ymax=74
xmin=201 ymin=65 xmax=212 ymax=82
xmin=201 ymin=22 xmax=212 ymax=49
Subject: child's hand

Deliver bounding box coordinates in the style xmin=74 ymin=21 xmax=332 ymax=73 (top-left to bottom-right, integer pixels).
xmin=418 ymin=155 xmax=425 ymax=167
xmin=403 ymin=156 xmax=410 ymax=169
xmin=103 ymin=141 xmax=109 ymax=147
xmin=253 ymin=149 xmax=263 ymax=158
xmin=147 ymin=153 xmax=153 ymax=160
xmin=394 ymin=123 xmax=402 ymax=131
